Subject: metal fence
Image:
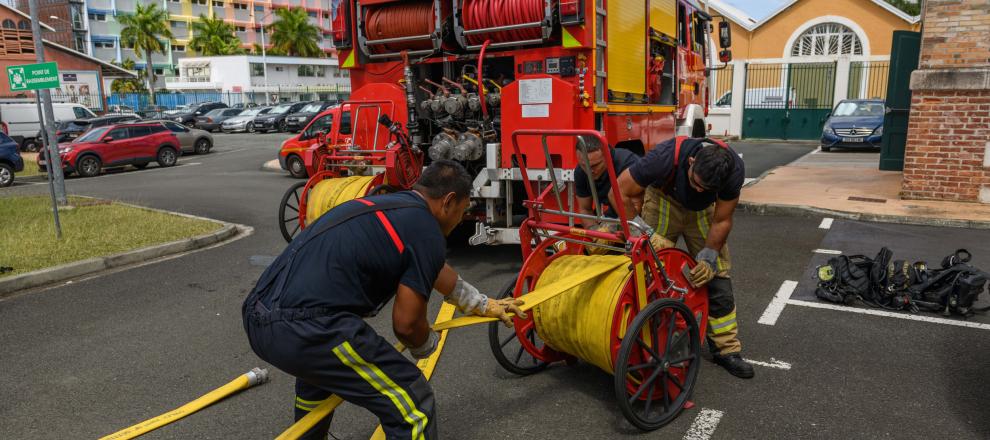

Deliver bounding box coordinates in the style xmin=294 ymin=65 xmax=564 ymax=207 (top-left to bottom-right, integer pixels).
xmin=847 ymin=61 xmax=890 ymax=100
xmin=710 ymin=64 xmax=734 ymax=108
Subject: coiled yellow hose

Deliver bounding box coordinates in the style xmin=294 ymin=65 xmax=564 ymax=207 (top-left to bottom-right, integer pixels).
xmin=532 ymin=255 xmax=632 ymax=374
xmin=305 ymin=176 xmax=375 ymax=225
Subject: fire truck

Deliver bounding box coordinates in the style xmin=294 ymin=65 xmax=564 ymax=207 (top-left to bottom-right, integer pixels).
xmin=307 ymin=0 xmax=731 ymax=245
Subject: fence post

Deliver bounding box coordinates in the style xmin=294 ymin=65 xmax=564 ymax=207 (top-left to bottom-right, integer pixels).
xmin=729 ymin=61 xmax=746 ymax=138
xmin=833 ymin=56 xmax=852 ymax=107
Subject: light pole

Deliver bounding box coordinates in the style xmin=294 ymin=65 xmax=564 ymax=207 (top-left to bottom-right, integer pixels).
xmin=254 ymin=10 xmax=277 ymax=104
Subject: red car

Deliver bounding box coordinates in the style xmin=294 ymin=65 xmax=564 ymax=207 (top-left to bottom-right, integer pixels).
xmin=39 ymin=122 xmax=182 ymax=177
xmin=277 ymin=104 xmax=351 ymax=178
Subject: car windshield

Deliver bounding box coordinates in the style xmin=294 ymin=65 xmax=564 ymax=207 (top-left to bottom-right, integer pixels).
xmin=206 ymin=109 xmax=226 ymax=116
xmin=269 ymin=105 xmax=292 ymax=114
xmin=241 ymin=108 xmax=263 ymax=116
xmin=300 ymin=103 xmax=323 ymax=113
xmin=833 ymin=102 xmax=884 ymax=117
xmin=74 ymin=126 xmax=111 ymax=143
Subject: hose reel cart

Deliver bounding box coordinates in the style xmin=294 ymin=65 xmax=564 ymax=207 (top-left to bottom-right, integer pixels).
xmin=488 ymin=129 xmax=709 ymax=430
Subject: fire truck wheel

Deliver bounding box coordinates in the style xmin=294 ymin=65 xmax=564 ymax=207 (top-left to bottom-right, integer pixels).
xmin=286 ymin=155 xmax=308 ymax=179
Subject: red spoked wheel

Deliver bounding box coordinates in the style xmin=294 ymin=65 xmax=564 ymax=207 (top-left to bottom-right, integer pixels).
xmin=613 ymin=298 xmax=701 ymax=431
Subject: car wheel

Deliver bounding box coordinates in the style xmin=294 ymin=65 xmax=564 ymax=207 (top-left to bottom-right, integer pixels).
xmin=194 ymin=138 xmax=212 ymax=155
xmin=22 ymin=139 xmax=40 ymax=153
xmin=133 ymin=162 xmax=148 ymax=169
xmin=0 ymin=163 xmax=13 ymax=187
xmin=277 ymin=120 xmax=287 ymax=132
xmin=157 ymin=147 xmax=178 ymax=167
xmin=820 ymin=145 xmax=831 ymax=152
xmin=286 ymin=155 xmax=308 ymax=179
xmin=247 ymin=122 xmax=255 ymax=133
xmin=77 ymin=155 xmax=102 ymax=177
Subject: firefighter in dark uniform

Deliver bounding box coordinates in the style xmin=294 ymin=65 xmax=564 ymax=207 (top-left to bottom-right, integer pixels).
xmin=616 ymin=137 xmax=755 ymax=379
xmin=573 ymin=137 xmax=640 ymax=227
xmin=243 ymin=160 xmax=525 ymax=439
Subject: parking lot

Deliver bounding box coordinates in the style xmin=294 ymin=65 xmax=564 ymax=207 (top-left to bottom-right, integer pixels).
xmin=1 ymin=133 xmax=988 ymax=440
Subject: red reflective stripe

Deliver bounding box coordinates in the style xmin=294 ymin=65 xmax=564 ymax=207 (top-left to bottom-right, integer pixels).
xmin=353 ymin=198 xmax=404 ymax=253
xmin=375 ymin=211 xmax=404 ymax=253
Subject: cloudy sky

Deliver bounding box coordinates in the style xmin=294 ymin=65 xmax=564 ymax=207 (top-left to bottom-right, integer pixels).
xmin=722 ymin=0 xmax=791 ymax=20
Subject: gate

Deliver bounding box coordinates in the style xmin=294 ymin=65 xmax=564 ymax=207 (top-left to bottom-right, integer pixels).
xmin=879 ymin=31 xmax=921 ymax=171
xmin=742 ymin=62 xmax=836 ymax=140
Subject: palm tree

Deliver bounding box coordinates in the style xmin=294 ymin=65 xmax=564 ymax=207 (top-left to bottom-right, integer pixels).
xmin=189 ymin=14 xmax=245 ymax=56
xmin=118 ymin=3 xmax=173 ymax=104
xmin=269 ymin=7 xmax=323 ymax=58
xmin=110 ymin=59 xmax=144 ymax=94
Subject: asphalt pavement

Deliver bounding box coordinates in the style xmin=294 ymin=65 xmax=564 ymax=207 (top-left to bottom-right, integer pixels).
xmin=1 ymin=134 xmax=988 ymax=439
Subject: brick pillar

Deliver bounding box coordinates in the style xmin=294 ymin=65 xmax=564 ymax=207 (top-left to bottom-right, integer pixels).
xmin=902 ymin=0 xmax=990 ymax=203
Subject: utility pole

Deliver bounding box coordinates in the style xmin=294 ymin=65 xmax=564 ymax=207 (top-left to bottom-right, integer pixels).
xmin=27 ymin=0 xmax=68 ymax=208
xmin=256 ymin=10 xmax=273 ymax=104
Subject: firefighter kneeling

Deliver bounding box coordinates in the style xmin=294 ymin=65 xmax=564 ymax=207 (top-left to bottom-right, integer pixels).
xmin=243 ymin=160 xmax=524 ymax=440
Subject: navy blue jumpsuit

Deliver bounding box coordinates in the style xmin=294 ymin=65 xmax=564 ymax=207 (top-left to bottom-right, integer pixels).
xmin=243 ymin=191 xmax=446 ymax=440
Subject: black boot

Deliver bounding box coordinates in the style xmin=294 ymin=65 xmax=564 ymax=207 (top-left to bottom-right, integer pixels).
xmin=712 ymin=352 xmax=755 ymax=379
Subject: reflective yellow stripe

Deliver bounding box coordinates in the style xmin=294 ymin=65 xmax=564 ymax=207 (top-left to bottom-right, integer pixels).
xmin=333 ymin=342 xmax=428 ymax=440
xmin=295 ymin=396 xmax=327 ymax=406
xmin=710 ymin=320 xmax=737 ymax=335
xmin=295 ymin=403 xmax=316 ymax=412
xmin=657 ymin=195 xmax=670 ymax=236
xmin=709 ymin=311 xmax=736 ymax=325
xmin=697 ymin=209 xmax=726 ymax=272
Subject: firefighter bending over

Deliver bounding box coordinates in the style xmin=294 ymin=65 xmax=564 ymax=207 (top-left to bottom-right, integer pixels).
xmin=243 ymin=160 xmax=524 ymax=439
xmin=616 ymin=137 xmax=755 ymax=379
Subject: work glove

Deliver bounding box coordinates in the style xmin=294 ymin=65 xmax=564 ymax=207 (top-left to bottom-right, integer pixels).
xmin=649 ymin=233 xmax=674 ymax=252
xmin=689 ymin=247 xmax=719 ymax=287
xmin=408 ymin=331 xmax=439 ymax=360
xmin=444 ymin=276 xmax=527 ymax=327
xmin=585 ymin=222 xmax=618 ymax=255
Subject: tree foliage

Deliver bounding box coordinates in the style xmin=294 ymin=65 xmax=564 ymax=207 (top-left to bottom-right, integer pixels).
xmin=883 ymin=0 xmax=921 ymax=16
xmin=269 ymin=8 xmax=323 ymax=58
xmin=110 ymin=59 xmax=144 ymax=94
xmin=118 ymin=4 xmax=173 ymax=99
xmin=189 ymin=15 xmax=245 ymax=56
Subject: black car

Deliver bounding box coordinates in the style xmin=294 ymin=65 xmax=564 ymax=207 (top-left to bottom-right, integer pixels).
xmin=172 ymin=102 xmax=228 ymax=126
xmin=252 ymin=102 xmax=311 ymax=133
xmin=284 ymin=101 xmax=337 ymax=132
xmin=194 ymin=108 xmax=244 ymax=132
xmin=36 ymin=114 xmax=142 ymax=144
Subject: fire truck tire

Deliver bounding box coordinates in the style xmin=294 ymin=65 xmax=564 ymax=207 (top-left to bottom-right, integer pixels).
xmin=691 ymin=119 xmax=706 ymax=138
xmin=286 ymin=155 xmax=308 ymax=179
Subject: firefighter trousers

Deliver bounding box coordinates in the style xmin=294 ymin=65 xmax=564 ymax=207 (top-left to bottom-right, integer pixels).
xmin=245 ymin=310 xmax=437 ymax=440
xmin=642 ymin=186 xmax=742 ymax=355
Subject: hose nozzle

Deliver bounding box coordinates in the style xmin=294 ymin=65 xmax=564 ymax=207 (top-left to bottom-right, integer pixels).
xmin=246 ymin=367 xmax=270 ymax=386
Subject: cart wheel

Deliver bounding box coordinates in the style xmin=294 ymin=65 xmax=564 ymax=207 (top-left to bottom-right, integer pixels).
xmin=488 ymin=276 xmax=549 ymax=376
xmin=279 ymin=181 xmax=307 ymax=243
xmin=614 ymin=299 xmax=700 ymax=431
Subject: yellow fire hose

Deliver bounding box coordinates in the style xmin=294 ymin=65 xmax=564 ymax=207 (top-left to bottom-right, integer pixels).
xmin=278 ymin=255 xmax=629 ymax=440
xmin=98 ymin=368 xmax=269 ymax=440
xmin=305 ymin=176 xmax=376 ymax=226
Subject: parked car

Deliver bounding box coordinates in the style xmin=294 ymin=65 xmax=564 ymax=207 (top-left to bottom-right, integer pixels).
xmin=36 ymin=114 xmax=142 ymax=144
xmin=252 ymin=101 xmax=311 ymax=133
xmin=194 ymin=108 xmax=243 ymax=132
xmin=147 ymin=120 xmax=214 ymax=155
xmin=38 ymin=122 xmax=182 ymax=178
xmin=0 ymin=102 xmax=97 ymax=152
xmin=0 ymin=131 xmax=24 ymax=187
xmin=107 ymin=104 xmax=135 ymax=114
xmin=821 ymin=99 xmax=885 ymax=152
xmin=278 ymin=105 xmax=351 ymax=178
xmin=172 ymin=102 xmax=228 ymax=126
xmin=221 ymin=106 xmax=272 ymax=133
xmin=284 ymin=101 xmax=337 ymax=133
xmin=232 ymin=102 xmax=258 ymax=109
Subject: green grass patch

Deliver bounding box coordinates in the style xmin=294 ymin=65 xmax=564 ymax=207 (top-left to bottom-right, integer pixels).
xmin=19 ymin=156 xmax=41 ymax=177
xmin=1 ymin=196 xmax=223 ymax=278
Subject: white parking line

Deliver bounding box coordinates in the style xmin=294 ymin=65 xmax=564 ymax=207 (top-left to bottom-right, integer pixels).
xmin=813 ymin=249 xmax=842 ymax=255
xmin=758 ymin=280 xmax=798 ymax=326
xmin=786 ymin=299 xmax=990 ymax=331
xmin=818 ymin=217 xmax=834 ymax=229
xmin=743 ymin=358 xmax=792 ymax=370
xmin=684 ymin=408 xmax=724 ymax=440
xmin=207 ymin=148 xmax=246 ymax=156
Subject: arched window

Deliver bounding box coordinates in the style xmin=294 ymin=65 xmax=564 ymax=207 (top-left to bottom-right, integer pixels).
xmin=790 ymin=23 xmax=863 ymax=57
xmin=18 ymin=20 xmax=30 ymax=30
xmin=2 ymin=19 xmax=15 ymax=29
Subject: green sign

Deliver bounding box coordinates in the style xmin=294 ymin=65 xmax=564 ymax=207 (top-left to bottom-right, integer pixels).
xmin=6 ymin=62 xmax=61 ymax=91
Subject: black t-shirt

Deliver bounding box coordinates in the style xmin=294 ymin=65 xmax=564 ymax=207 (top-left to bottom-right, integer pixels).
xmin=268 ymin=191 xmax=446 ymax=316
xmin=574 ymin=147 xmax=640 ymax=217
xmin=628 ymin=138 xmax=745 ymax=211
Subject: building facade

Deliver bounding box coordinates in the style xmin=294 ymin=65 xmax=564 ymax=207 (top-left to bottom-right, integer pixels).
xmin=165 ymin=54 xmax=349 ymax=104
xmin=19 ymin=0 xmax=337 ymax=86
xmin=901 ymin=0 xmax=990 ymax=204
xmin=15 ymin=0 xmax=89 ymax=53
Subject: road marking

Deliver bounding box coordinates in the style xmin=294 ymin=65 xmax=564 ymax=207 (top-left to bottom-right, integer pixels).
xmin=785 ymin=299 xmax=990 ymax=331
xmin=684 ymin=408 xmax=724 ymax=440
xmin=208 ymin=148 xmax=246 ymax=156
xmin=744 ymin=177 xmax=756 ymax=185
xmin=743 ymin=358 xmax=792 ymax=370
xmin=758 ymin=280 xmax=798 ymax=326
xmin=818 ymin=218 xmax=834 ymax=229
xmin=813 ymin=249 xmax=842 ymax=255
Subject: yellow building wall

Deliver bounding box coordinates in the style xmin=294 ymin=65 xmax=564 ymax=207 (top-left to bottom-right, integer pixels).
xmin=711 ymin=0 xmax=919 ymax=60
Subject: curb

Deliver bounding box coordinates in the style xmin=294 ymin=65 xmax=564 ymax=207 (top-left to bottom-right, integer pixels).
xmin=738 ymin=201 xmax=990 ymax=230
xmin=262 ymin=159 xmax=282 ymax=173
xmin=0 ymin=202 xmax=251 ymax=297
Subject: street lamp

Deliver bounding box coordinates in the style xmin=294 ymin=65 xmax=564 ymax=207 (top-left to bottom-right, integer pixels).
xmin=253 ymin=10 xmax=276 ymax=104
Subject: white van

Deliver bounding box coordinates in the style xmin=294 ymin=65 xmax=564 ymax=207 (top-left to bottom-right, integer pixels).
xmin=0 ymin=102 xmax=97 ymax=150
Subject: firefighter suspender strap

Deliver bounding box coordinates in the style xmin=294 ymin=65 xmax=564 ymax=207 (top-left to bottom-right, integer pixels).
xmin=665 ymin=136 xmax=731 ymax=190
